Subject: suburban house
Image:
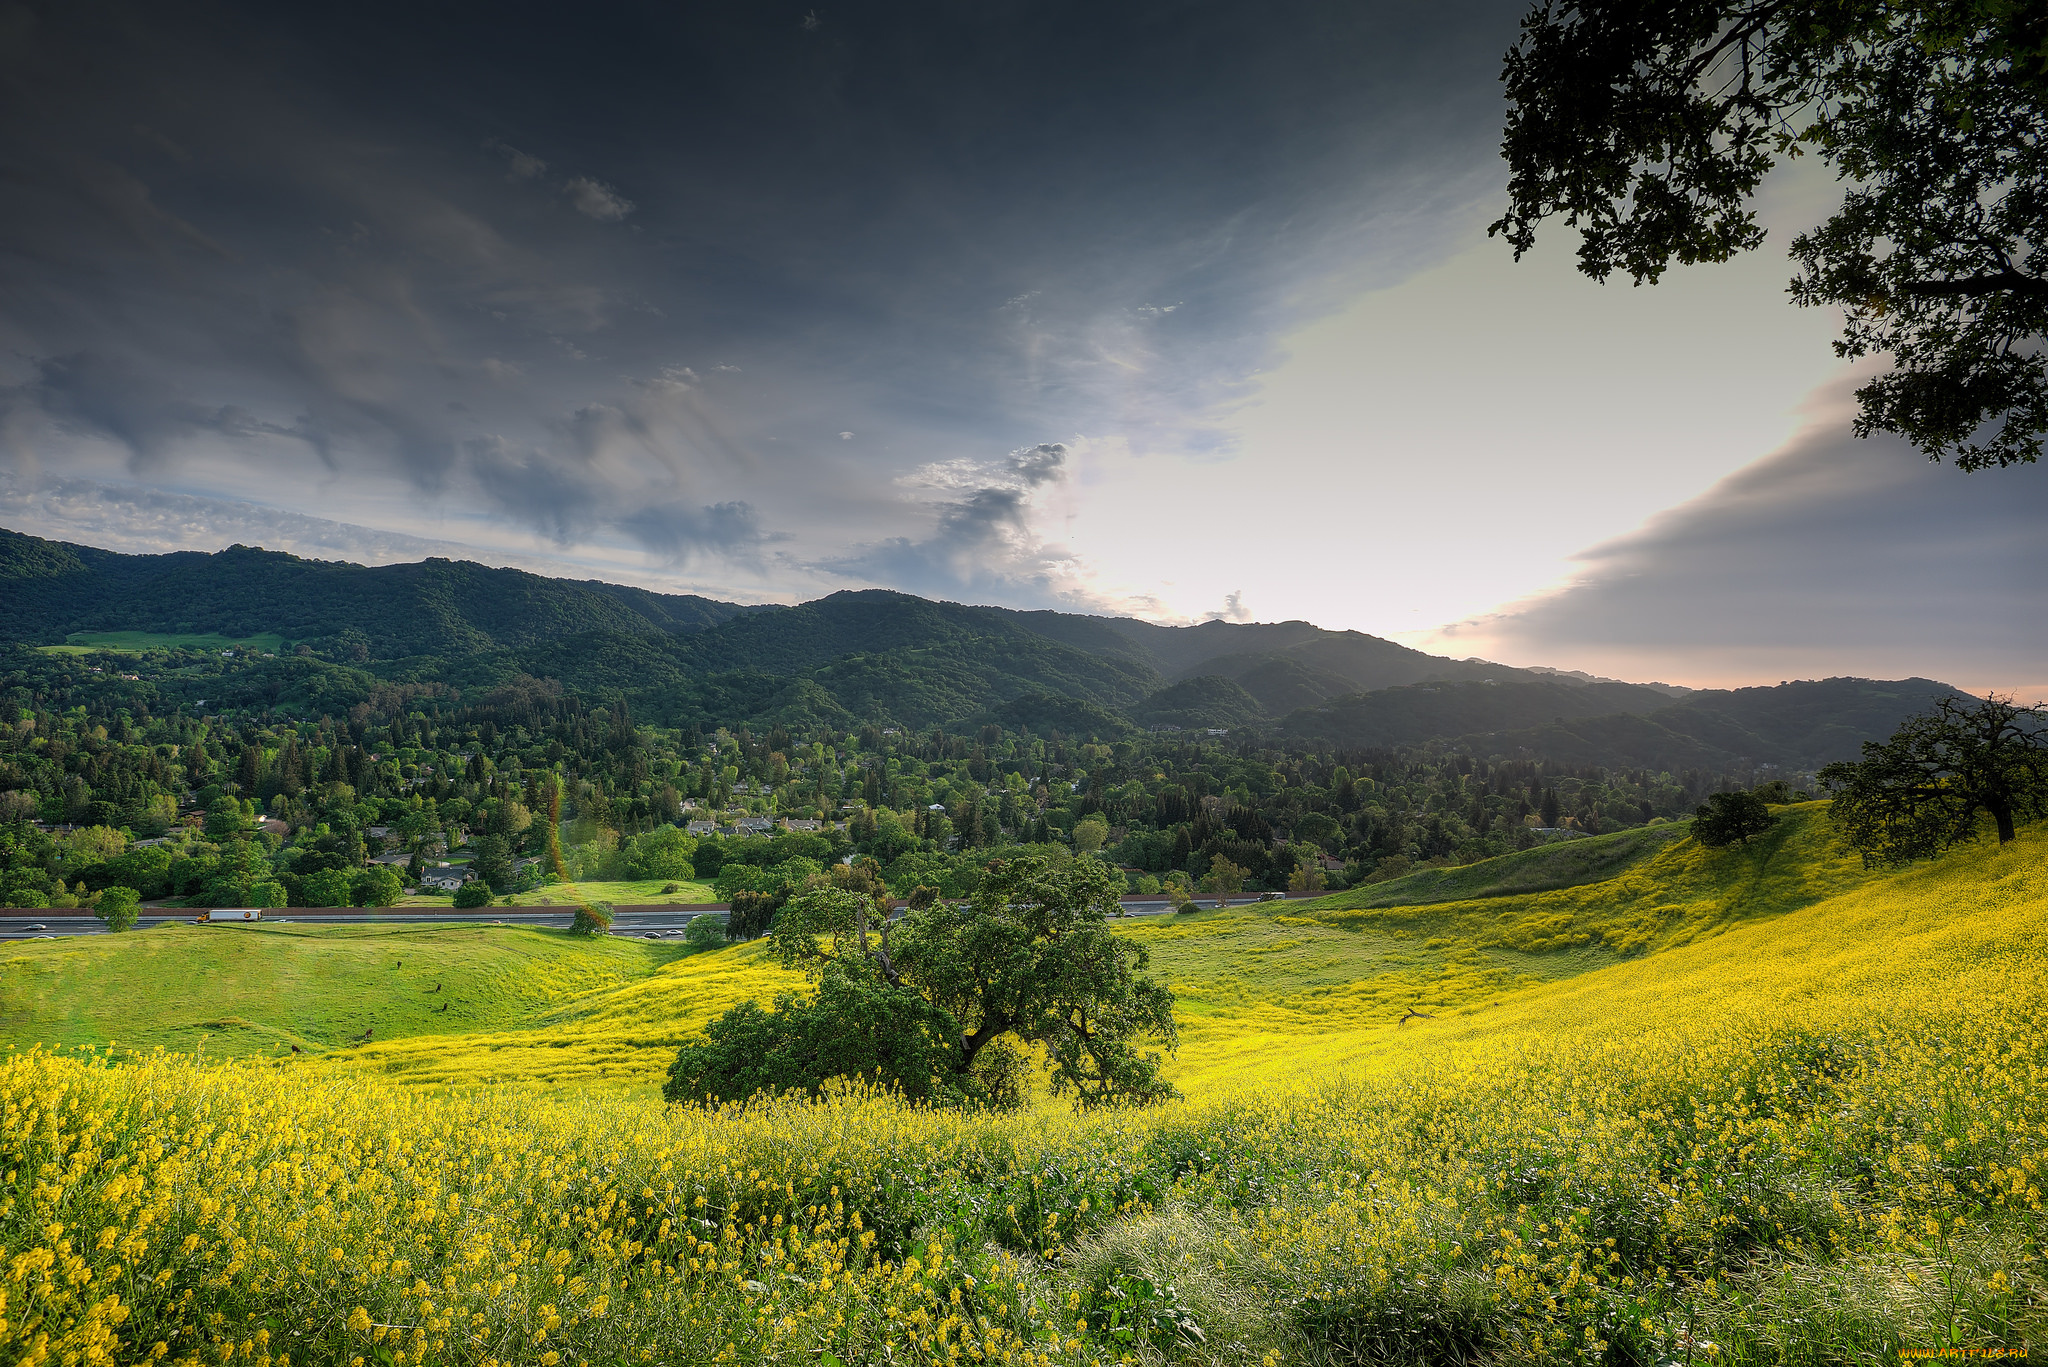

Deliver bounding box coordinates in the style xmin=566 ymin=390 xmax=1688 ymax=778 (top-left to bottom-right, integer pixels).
xmin=419 ymin=865 xmax=470 ymax=892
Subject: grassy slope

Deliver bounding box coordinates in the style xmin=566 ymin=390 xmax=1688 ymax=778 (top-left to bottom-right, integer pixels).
xmin=0 ymin=923 xmax=699 ymax=1058
xmin=47 ymin=630 xmax=288 ymax=654
xmin=1306 ymin=800 xmax=1874 ymax=955
xmin=1165 ymin=815 xmax=2043 ymax=1094
xmin=0 ymin=805 xmax=2009 ymax=1095
xmin=1337 ymin=821 xmax=1690 ymax=906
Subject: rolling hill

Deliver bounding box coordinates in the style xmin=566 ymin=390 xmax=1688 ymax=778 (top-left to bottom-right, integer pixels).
xmin=0 ymin=805 xmax=1916 ymax=1087
xmin=0 ymin=527 xmax=1963 ymax=761
xmin=1445 ymin=674 xmax=1964 ymax=770
xmin=0 ymin=528 xmax=762 ymax=657
xmin=1273 ymin=674 xmax=1964 ymax=771
xmin=7 ymin=810 xmax=2044 ymax=1360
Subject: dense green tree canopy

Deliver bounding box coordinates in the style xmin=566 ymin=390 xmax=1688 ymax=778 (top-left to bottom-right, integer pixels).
xmin=5 ymin=625 xmax=1914 ymax=928
xmin=1691 ymin=789 xmax=1779 ymax=847
xmin=95 ymin=884 xmax=139 ymax=931
xmin=667 ymin=855 xmax=1177 ymax=1110
xmin=1820 ymin=693 xmax=2048 ymax=863
xmin=1495 ymin=0 xmax=2048 ymax=469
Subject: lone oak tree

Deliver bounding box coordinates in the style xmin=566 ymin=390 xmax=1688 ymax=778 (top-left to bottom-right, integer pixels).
xmin=664 ymin=855 xmax=1177 ymax=1109
xmin=1691 ymin=789 xmax=1780 ymax=846
xmin=1495 ymin=0 xmax=2048 ymax=469
xmin=1819 ymin=692 xmax=2048 ymax=863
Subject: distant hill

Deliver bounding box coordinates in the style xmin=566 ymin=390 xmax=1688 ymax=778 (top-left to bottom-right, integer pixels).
xmin=1447 ymin=676 xmax=1964 ymax=772
xmin=1279 ymin=679 xmax=1677 ymax=748
xmin=1129 ymin=676 xmax=1267 ymax=731
xmin=0 ymin=528 xmax=761 ymax=657
xmin=1277 ymin=675 xmax=1961 ymax=772
xmin=0 ymin=529 xmax=1962 ymax=763
xmin=0 ymin=529 xmax=1561 ymax=732
xmin=1091 ymin=616 xmax=1548 ymax=693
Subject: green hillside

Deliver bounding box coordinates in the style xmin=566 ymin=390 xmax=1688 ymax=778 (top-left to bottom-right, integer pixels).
xmin=1129 ymin=674 xmax=1266 ymax=730
xmin=0 ymin=526 xmax=1966 ymax=754
xmin=0 ymin=921 xmax=690 ymax=1058
xmin=1334 ymin=820 xmax=1691 ymax=906
xmin=1453 ymin=675 xmax=1962 ymax=770
xmin=0 ymin=805 xmax=1884 ymax=1086
xmin=10 ymin=810 xmax=2043 ymax=1363
xmin=1297 ymin=800 xmax=1879 ymax=958
xmin=0 ymin=528 xmax=761 ymax=656
xmin=50 ymin=631 xmax=288 ymax=655
xmin=1279 ymin=677 xmax=1675 ymax=747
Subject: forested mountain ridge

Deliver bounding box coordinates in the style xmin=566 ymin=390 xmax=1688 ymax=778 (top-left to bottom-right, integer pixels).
xmin=1445 ymin=676 xmax=1963 ymax=772
xmin=1278 ymin=679 xmax=1678 ymax=747
xmin=0 ymin=528 xmax=765 ymax=657
xmin=2 ymin=522 xmax=1544 ymax=702
xmin=0 ymin=529 xmax=1547 ymax=724
xmin=0 ymin=530 xmax=1963 ymax=773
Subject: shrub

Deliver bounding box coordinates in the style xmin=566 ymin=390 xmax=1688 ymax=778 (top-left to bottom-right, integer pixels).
xmin=726 ymin=888 xmax=783 ymax=940
xmin=627 ymin=824 xmax=697 ymax=880
xmin=684 ymin=914 xmax=725 ymax=949
xmin=353 ymin=865 xmax=404 ymax=908
xmin=96 ymin=885 xmax=140 ymax=931
xmin=300 ymin=867 xmax=355 ymax=907
xmin=662 ymin=975 xmax=964 ymax=1107
xmin=453 ymin=880 xmax=493 ymax=908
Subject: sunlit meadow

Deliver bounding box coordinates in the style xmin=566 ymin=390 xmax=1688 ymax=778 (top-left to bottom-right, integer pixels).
xmin=5 ymin=813 xmax=2046 ymax=1364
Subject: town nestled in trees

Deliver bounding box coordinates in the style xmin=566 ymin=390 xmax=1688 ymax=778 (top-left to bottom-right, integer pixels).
xmin=2 ymin=530 xmax=2036 ymax=937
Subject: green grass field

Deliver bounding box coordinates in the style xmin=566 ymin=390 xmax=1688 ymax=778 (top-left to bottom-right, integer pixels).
xmin=37 ymin=629 xmax=288 ymax=655
xmin=0 ymin=922 xmax=697 ymax=1057
xmin=399 ymin=877 xmax=720 ymax=909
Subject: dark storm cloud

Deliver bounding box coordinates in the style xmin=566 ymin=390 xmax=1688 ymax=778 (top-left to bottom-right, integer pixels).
xmin=1440 ymin=396 xmax=2048 ymax=691
xmin=618 ymin=501 xmax=776 ymax=565
xmin=0 ymin=0 xmax=1524 ymax=577
xmin=831 ymin=444 xmax=1085 ymax=606
xmin=1 ymin=351 xmax=319 ymax=470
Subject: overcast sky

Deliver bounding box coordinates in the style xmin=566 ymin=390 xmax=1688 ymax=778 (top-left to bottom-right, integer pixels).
xmin=0 ymin=0 xmax=2038 ymax=695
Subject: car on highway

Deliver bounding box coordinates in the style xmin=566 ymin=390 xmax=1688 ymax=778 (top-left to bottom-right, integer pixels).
xmin=22 ymin=923 xmax=48 ymax=931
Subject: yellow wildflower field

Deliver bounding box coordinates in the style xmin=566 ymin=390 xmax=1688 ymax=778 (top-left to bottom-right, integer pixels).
xmin=3 ymin=815 xmax=2045 ymax=1364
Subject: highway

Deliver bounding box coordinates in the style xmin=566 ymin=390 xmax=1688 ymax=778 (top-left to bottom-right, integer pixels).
xmin=0 ymin=894 xmax=1314 ymax=940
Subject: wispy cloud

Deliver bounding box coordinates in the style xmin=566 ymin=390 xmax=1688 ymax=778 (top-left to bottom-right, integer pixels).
xmin=485 ymin=139 xmax=548 ymax=179
xmin=832 ymin=443 xmax=1108 ymax=608
xmin=1204 ymin=590 xmax=1253 ymax=623
xmin=565 ymin=176 xmax=634 ymax=222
